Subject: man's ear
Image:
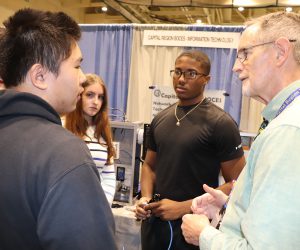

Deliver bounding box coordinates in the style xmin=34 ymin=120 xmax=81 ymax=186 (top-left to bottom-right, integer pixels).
xmin=204 ymin=75 xmax=211 ymax=85
xmin=274 ymin=37 xmax=291 ymax=66
xmin=28 ymin=64 xmax=48 ymax=90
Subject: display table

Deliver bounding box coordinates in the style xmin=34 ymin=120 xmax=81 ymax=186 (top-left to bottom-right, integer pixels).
xmin=112 ymin=206 xmax=142 ymax=250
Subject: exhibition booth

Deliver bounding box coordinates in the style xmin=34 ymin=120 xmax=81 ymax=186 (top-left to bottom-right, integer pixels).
xmin=78 ymin=23 xmax=259 ymax=249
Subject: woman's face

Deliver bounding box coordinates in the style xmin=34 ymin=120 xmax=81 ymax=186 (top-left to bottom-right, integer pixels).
xmin=81 ymin=82 xmax=104 ymax=122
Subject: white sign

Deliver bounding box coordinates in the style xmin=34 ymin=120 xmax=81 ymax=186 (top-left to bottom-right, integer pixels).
xmin=151 ymin=85 xmax=226 ymax=118
xmin=143 ymin=30 xmax=240 ymax=48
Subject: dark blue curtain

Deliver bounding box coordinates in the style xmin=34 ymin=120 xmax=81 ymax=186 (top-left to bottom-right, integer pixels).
xmin=79 ymin=25 xmax=133 ymax=119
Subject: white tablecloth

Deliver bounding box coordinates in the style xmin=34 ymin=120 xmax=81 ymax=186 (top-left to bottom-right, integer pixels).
xmin=112 ymin=206 xmax=142 ymax=250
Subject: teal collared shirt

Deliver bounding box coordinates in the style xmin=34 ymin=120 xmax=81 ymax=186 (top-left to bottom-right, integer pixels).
xmin=262 ymin=80 xmax=300 ymax=123
xmin=200 ymin=81 xmax=300 ymax=249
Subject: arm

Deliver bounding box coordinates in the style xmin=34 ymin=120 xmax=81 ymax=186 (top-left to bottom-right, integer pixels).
xmin=140 ymin=132 xmax=245 ymax=221
xmin=99 ymin=160 xmax=116 ymax=205
xmin=190 ymin=156 xmax=244 ymax=219
xmin=141 ymin=149 xmax=156 ymax=199
xmin=218 ymin=156 xmax=245 ymax=195
xmin=145 ymin=198 xmax=193 ymax=221
xmin=181 ymin=158 xmax=246 ymax=247
xmin=213 ymin=112 xmax=246 ymax=195
xmin=135 ymin=149 xmax=156 ymax=220
xmin=200 ymin=127 xmax=300 ymax=249
xmin=182 ymin=155 xmax=244 ymax=246
xmin=136 ymin=149 xmax=192 ymax=221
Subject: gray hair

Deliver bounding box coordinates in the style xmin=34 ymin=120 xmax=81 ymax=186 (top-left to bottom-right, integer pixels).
xmin=245 ymin=11 xmax=300 ymax=64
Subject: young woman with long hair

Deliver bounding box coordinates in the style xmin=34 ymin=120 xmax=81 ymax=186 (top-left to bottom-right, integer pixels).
xmin=65 ymin=74 xmax=116 ymax=205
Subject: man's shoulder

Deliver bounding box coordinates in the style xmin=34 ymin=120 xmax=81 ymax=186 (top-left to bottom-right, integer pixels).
xmin=32 ymin=121 xmax=94 ymax=168
xmin=158 ymin=103 xmax=176 ymax=116
xmin=151 ymin=103 xmax=175 ymax=123
xmin=49 ymin=125 xmax=92 ymax=156
xmin=205 ymin=100 xmax=228 ymax=115
xmin=199 ymin=101 xmax=236 ymax=125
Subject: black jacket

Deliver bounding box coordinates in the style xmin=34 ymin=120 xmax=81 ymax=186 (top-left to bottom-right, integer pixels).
xmin=0 ymin=90 xmax=116 ymax=250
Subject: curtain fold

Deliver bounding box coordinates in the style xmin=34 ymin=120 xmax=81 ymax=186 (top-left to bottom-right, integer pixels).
xmin=79 ymin=25 xmax=133 ymax=120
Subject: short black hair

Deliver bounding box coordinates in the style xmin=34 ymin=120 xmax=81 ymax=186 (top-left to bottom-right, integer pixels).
xmin=0 ymin=8 xmax=81 ymax=87
xmin=176 ymin=50 xmax=211 ymax=75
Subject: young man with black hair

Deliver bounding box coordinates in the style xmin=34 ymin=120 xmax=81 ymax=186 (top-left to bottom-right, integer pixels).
xmin=135 ymin=50 xmax=245 ymax=250
xmin=0 ymin=8 xmax=116 ymax=250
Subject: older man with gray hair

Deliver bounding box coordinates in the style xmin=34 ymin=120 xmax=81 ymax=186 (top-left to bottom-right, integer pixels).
xmin=182 ymin=11 xmax=300 ymax=250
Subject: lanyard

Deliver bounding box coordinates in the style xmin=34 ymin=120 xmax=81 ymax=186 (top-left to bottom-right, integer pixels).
xmin=255 ymin=88 xmax=300 ymax=140
xmin=215 ymin=180 xmax=236 ymax=229
xmin=276 ymin=88 xmax=300 ymax=118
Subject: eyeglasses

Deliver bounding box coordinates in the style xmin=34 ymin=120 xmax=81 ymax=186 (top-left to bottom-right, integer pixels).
xmin=236 ymin=39 xmax=297 ymax=63
xmin=170 ymin=69 xmax=207 ymax=79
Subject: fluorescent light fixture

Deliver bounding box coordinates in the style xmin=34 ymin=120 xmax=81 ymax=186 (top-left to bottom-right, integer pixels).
xmin=280 ymin=0 xmax=300 ymax=6
xmin=233 ymin=0 xmax=274 ymax=7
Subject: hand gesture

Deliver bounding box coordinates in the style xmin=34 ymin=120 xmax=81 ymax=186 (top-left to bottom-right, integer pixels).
xmin=191 ymin=184 xmax=228 ymax=219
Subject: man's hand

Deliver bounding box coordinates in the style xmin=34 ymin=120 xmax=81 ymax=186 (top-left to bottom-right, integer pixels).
xmin=144 ymin=199 xmax=191 ymax=221
xmin=135 ymin=196 xmax=152 ymax=220
xmin=191 ymin=184 xmax=228 ymax=219
xmin=181 ymin=214 xmax=210 ymax=246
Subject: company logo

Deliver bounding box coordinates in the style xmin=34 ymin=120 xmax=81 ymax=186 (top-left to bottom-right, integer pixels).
xmin=154 ymin=89 xmax=161 ymax=97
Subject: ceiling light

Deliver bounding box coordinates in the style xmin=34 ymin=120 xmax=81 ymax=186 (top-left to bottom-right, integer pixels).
xmin=238 ymin=6 xmax=244 ymax=12
xmin=101 ymin=6 xmax=108 ymax=12
xmin=196 ymin=19 xmax=202 ymax=24
xmin=286 ymin=7 xmax=293 ymax=12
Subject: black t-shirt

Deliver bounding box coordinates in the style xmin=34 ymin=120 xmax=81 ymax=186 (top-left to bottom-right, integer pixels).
xmin=148 ymin=98 xmax=243 ymax=201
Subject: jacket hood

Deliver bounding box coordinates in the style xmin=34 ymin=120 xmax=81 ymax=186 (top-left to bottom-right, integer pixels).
xmin=0 ymin=89 xmax=61 ymax=125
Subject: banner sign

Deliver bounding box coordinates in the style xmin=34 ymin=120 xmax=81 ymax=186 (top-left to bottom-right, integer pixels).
xmin=151 ymin=85 xmax=226 ymax=118
xmin=143 ymin=30 xmax=240 ymax=48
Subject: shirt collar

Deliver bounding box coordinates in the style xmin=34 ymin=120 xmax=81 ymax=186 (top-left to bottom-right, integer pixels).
xmin=262 ymin=80 xmax=300 ymax=122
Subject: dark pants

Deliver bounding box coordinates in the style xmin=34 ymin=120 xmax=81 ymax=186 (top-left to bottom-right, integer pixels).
xmin=141 ymin=216 xmax=199 ymax=250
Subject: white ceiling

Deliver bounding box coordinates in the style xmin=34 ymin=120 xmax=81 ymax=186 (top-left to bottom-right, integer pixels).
xmin=1 ymin=0 xmax=300 ymax=25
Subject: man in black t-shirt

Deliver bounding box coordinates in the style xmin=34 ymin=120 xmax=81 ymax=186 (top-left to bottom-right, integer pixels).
xmin=135 ymin=50 xmax=245 ymax=250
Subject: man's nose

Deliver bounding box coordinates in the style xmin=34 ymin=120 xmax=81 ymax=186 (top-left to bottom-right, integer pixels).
xmin=79 ymin=68 xmax=86 ymax=85
xmin=232 ymin=58 xmax=243 ymax=73
xmin=178 ymin=73 xmax=186 ymax=84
